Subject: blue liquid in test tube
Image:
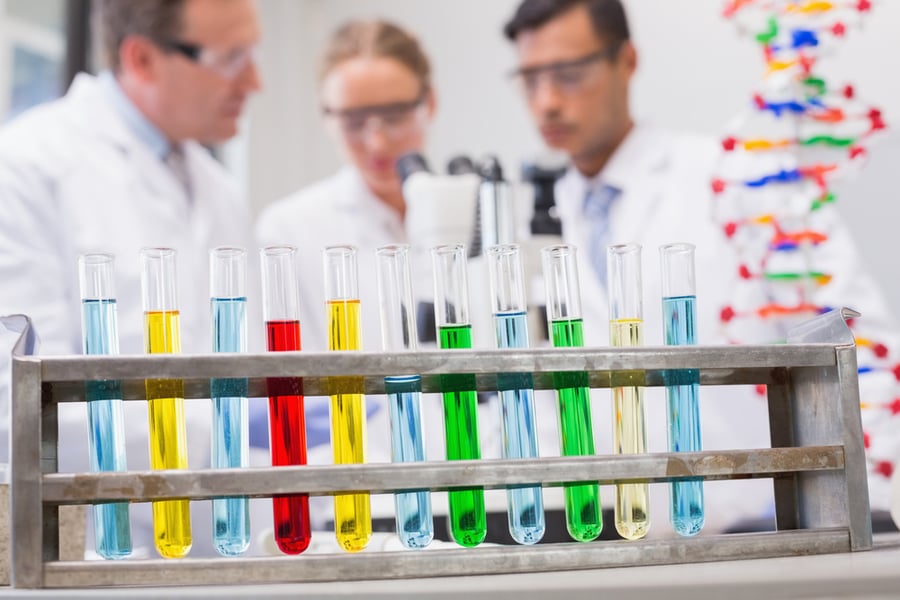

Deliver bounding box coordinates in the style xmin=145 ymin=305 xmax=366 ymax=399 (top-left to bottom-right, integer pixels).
xmin=375 ymin=245 xmax=433 ymax=548
xmin=79 ymin=254 xmax=132 ymax=559
xmin=384 ymin=374 xmax=431 ymax=546
xmin=660 ymin=244 xmax=704 ymax=537
xmin=210 ymin=248 xmax=251 ymax=555
xmin=488 ymin=245 xmax=545 ymax=545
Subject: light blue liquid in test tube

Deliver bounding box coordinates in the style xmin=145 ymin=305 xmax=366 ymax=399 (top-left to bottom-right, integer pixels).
xmin=488 ymin=245 xmax=545 ymax=545
xmin=79 ymin=254 xmax=132 ymax=559
xmin=210 ymin=248 xmax=251 ymax=555
xmin=376 ymin=245 xmax=433 ymax=548
xmin=660 ymin=244 xmax=704 ymax=537
xmin=384 ymin=374 xmax=431 ymax=545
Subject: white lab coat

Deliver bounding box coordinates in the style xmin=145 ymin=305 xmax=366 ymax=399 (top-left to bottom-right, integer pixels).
xmin=0 ymin=73 xmax=262 ymax=556
xmin=255 ymin=167 xmax=506 ymax=524
xmin=553 ymin=124 xmax=900 ymax=532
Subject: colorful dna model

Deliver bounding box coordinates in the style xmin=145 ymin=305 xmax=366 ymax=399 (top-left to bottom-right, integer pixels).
xmin=714 ymin=0 xmax=896 ymax=483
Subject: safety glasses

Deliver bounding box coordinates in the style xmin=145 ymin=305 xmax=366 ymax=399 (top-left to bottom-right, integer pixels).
xmin=162 ymin=40 xmax=257 ymax=79
xmin=322 ymin=93 xmax=429 ymax=143
xmin=511 ymin=44 xmax=622 ymax=97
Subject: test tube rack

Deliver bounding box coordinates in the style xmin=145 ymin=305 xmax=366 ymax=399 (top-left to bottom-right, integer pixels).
xmin=6 ymin=308 xmax=871 ymax=589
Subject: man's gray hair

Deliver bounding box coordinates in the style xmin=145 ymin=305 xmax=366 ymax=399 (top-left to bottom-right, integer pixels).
xmin=94 ymin=0 xmax=187 ymax=71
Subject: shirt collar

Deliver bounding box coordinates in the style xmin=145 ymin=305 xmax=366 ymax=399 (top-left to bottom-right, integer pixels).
xmin=97 ymin=70 xmax=172 ymax=160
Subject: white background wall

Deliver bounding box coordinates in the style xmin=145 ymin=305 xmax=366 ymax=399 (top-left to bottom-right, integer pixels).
xmin=243 ymin=0 xmax=900 ymax=312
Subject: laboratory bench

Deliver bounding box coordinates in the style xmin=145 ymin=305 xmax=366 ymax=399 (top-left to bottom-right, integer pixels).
xmin=1 ymin=532 xmax=899 ymax=599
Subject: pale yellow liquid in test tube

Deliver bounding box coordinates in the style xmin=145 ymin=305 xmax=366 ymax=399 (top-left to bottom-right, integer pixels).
xmin=610 ymin=318 xmax=650 ymax=540
xmin=144 ymin=310 xmax=192 ymax=558
xmin=327 ymin=299 xmax=372 ymax=552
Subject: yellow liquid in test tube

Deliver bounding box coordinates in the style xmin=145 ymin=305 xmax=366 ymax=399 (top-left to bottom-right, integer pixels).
xmin=610 ymin=318 xmax=650 ymax=540
xmin=327 ymin=299 xmax=371 ymax=552
xmin=144 ymin=310 xmax=192 ymax=558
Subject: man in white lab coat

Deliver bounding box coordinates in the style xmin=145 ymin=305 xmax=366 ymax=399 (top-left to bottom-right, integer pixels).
xmin=505 ymin=0 xmax=900 ymax=534
xmin=0 ymin=0 xmax=262 ymax=556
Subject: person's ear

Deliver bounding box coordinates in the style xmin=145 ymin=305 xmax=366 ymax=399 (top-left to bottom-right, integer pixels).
xmin=617 ymin=40 xmax=637 ymax=78
xmin=424 ymin=87 xmax=438 ymax=121
xmin=119 ymin=35 xmax=164 ymax=83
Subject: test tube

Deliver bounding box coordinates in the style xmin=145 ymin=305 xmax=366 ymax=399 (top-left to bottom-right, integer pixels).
xmin=260 ymin=246 xmax=311 ymax=555
xmin=486 ymin=244 xmax=545 ymax=545
xmin=541 ymin=244 xmax=602 ymax=542
xmin=78 ymin=253 xmax=132 ymax=560
xmin=660 ymin=243 xmax=704 ymax=536
xmin=432 ymin=244 xmax=486 ymax=547
xmin=209 ymin=247 xmax=250 ymax=555
xmin=607 ymin=243 xmax=650 ymax=540
xmin=375 ymin=244 xmax=434 ymax=549
xmin=140 ymin=247 xmax=191 ymax=558
xmin=324 ymin=245 xmax=371 ymax=552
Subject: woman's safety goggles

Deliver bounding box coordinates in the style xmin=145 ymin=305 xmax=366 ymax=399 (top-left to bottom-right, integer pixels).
xmin=322 ymin=93 xmax=428 ymax=143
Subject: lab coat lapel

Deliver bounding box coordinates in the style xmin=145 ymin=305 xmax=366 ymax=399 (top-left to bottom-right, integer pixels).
xmin=183 ymin=143 xmax=213 ymax=245
xmin=67 ymin=74 xmax=191 ymax=213
xmin=606 ymin=128 xmax=671 ymax=247
xmin=552 ymin=127 xmax=673 ymax=346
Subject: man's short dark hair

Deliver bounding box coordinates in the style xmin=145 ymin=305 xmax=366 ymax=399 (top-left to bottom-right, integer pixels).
xmin=95 ymin=0 xmax=187 ymax=72
xmin=504 ymin=0 xmax=630 ymax=48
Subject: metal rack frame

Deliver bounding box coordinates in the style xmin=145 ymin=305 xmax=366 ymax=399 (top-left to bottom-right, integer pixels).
xmin=6 ymin=308 xmax=871 ymax=589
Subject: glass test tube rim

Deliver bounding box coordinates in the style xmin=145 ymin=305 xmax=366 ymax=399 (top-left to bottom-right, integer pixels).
xmin=659 ymin=242 xmax=696 ymax=298
xmin=431 ymin=243 xmax=470 ymax=327
xmin=487 ymin=243 xmax=521 ymax=258
xmin=211 ymin=246 xmax=247 ymax=259
xmin=79 ymin=253 xmax=116 ymax=300
xmin=541 ymin=243 xmax=574 ymax=260
xmin=324 ymin=244 xmax=359 ymax=302
xmin=210 ymin=246 xmax=247 ymax=297
xmin=432 ymin=243 xmax=466 ymax=257
xmin=376 ymin=243 xmax=410 ymax=258
xmin=487 ymin=243 xmax=527 ymax=315
xmin=140 ymin=247 xmax=178 ymax=312
xmin=607 ymin=242 xmax=642 ymax=321
xmin=140 ymin=246 xmax=176 ymax=259
xmin=376 ymin=243 xmax=418 ymax=352
xmin=261 ymin=244 xmax=296 ymax=257
xmin=541 ymin=243 xmax=582 ymax=322
xmin=324 ymin=244 xmax=358 ymax=254
xmin=79 ymin=252 xmax=115 ymax=268
xmin=260 ymin=245 xmax=301 ymax=322
xmin=659 ymin=242 xmax=695 ymax=256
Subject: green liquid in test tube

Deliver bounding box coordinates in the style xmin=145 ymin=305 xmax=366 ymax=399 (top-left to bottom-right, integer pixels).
xmin=541 ymin=245 xmax=602 ymax=542
xmin=432 ymin=244 xmax=486 ymax=547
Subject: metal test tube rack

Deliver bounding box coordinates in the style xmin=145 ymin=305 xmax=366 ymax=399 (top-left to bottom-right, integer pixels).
xmin=6 ymin=308 xmax=871 ymax=589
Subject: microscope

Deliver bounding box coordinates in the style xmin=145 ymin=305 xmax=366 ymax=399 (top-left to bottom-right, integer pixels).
xmin=520 ymin=160 xmax=566 ymax=343
xmin=396 ymin=152 xmax=480 ymax=346
xmin=397 ymin=152 xmax=566 ymax=346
